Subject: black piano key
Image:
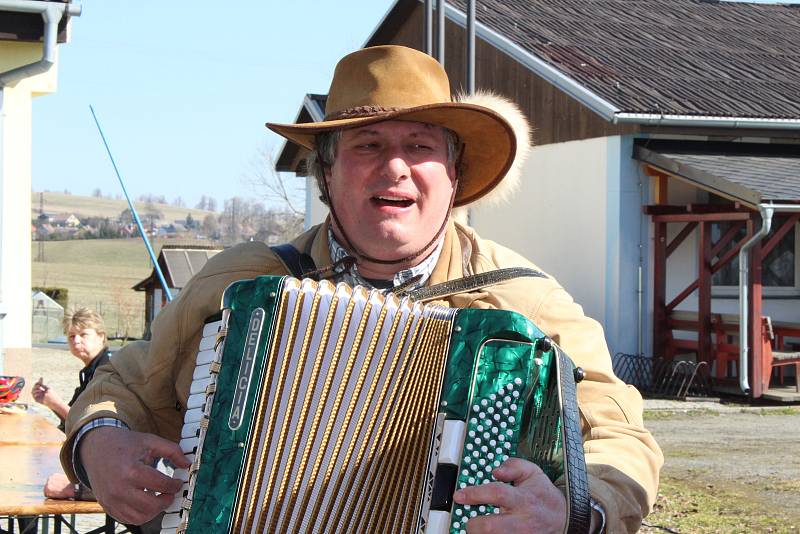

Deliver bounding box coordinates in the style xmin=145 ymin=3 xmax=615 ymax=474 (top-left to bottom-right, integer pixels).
xmin=430 ymin=463 xmax=459 ymax=511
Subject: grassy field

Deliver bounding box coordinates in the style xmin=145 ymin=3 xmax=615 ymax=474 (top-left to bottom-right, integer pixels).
xmin=32 ymin=238 xmax=163 ymax=338
xmin=32 ymin=190 xmax=214 ymax=222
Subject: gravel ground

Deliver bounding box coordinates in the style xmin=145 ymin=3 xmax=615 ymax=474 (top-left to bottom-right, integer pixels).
xmin=643 ymin=398 xmax=800 ymax=530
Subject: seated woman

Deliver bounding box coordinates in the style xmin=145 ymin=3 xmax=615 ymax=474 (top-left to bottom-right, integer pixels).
xmin=33 ymin=308 xmax=111 ymax=500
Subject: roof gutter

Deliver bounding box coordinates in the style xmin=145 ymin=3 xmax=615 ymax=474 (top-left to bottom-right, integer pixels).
xmin=615 ymin=113 xmax=800 ymax=130
xmin=738 ymin=203 xmax=800 ymax=395
xmin=0 ymin=0 xmax=82 ymax=88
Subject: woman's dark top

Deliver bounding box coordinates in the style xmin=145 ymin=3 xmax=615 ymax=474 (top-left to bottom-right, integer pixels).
xmin=57 ymin=348 xmax=112 ymax=432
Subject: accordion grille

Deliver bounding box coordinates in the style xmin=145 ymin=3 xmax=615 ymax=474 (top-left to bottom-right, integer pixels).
xmin=232 ymin=279 xmax=455 ymax=533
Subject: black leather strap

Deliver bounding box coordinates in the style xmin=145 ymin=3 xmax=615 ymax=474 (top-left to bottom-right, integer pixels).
xmin=556 ymin=349 xmax=592 ymax=533
xmin=405 ymin=267 xmax=546 ymax=302
xmin=270 ymin=244 xmax=317 ymax=279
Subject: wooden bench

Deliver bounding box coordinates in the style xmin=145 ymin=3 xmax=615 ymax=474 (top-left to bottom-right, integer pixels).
xmin=765 ymin=318 xmax=800 ymax=392
xmin=665 ymin=311 xmax=800 ymax=392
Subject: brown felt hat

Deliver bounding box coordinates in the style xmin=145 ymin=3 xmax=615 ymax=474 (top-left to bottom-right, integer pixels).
xmin=266 ymin=45 xmax=517 ymax=207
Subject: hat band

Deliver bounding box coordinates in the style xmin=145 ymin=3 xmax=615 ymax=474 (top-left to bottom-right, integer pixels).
xmin=325 ymin=105 xmax=402 ymax=121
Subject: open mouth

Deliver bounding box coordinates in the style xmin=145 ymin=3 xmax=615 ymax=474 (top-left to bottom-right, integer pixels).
xmin=372 ymin=195 xmax=414 ymax=208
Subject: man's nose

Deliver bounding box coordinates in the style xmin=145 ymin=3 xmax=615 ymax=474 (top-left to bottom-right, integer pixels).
xmin=383 ymin=153 xmax=411 ymax=182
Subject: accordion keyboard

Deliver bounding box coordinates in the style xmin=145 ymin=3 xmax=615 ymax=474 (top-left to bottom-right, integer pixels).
xmin=160 ymin=317 xmax=225 ymax=534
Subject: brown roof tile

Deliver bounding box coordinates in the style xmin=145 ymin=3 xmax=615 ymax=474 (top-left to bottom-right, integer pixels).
xmin=448 ymin=0 xmax=800 ymax=119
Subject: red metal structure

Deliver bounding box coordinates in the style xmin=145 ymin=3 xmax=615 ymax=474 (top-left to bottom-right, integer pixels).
xmin=642 ymin=161 xmax=800 ymax=399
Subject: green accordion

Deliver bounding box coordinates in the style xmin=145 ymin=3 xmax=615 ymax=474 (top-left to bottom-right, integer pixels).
xmin=161 ymin=276 xmax=589 ymax=534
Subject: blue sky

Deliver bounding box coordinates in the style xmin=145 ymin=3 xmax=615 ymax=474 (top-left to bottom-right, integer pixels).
xmin=33 ymin=0 xmax=799 ymax=211
xmin=32 ymin=0 xmax=397 ymax=210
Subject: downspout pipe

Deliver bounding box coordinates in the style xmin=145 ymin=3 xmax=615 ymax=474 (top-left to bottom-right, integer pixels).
xmin=738 ymin=203 xmax=800 ymax=395
xmin=0 ymin=90 xmax=5 ymax=373
xmin=0 ymin=0 xmax=82 ymax=88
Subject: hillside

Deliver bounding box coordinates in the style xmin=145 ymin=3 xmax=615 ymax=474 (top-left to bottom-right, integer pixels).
xmin=31 ymin=239 xmax=155 ymax=339
xmin=31 ymin=191 xmax=216 ymax=222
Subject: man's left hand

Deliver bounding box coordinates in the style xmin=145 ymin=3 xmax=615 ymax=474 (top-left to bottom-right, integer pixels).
xmin=453 ymin=457 xmax=566 ymax=533
xmin=43 ymin=473 xmax=75 ymax=499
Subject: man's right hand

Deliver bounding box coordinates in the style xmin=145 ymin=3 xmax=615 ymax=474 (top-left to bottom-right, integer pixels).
xmin=79 ymin=426 xmax=191 ymax=525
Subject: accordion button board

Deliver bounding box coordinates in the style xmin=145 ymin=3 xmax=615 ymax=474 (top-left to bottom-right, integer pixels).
xmin=161 ymin=275 xmax=589 ymax=534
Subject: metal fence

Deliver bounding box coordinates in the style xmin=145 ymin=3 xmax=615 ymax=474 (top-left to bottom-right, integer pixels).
xmin=612 ymin=353 xmax=713 ymax=399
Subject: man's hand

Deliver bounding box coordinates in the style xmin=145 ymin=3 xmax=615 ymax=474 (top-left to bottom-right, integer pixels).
xmin=80 ymin=426 xmax=191 ymax=525
xmin=453 ymin=458 xmax=567 ymax=534
xmin=43 ymin=473 xmax=76 ymax=499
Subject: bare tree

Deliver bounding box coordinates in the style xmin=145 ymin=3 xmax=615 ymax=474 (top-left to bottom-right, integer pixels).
xmin=202 ymin=213 xmax=219 ymax=238
xmin=244 ymin=143 xmax=305 ymax=216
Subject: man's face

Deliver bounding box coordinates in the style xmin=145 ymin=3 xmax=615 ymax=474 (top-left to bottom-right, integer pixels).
xmin=67 ymin=326 xmax=105 ymax=363
xmin=324 ymin=120 xmax=456 ymax=265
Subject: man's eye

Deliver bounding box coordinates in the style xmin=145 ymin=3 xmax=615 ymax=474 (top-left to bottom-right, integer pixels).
xmin=413 ymin=144 xmax=433 ymax=151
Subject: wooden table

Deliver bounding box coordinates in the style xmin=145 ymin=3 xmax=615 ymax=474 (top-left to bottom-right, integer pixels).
xmin=0 ymin=412 xmax=110 ymax=533
xmin=0 ymin=411 xmax=66 ymax=446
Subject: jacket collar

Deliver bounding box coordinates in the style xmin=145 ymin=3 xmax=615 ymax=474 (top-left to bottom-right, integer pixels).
xmin=299 ymin=218 xmax=458 ymax=288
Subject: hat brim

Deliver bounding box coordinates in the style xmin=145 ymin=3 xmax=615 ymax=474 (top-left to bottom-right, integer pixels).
xmin=266 ymin=102 xmax=516 ymax=207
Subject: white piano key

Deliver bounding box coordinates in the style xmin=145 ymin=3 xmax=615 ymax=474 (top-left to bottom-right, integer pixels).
xmin=165 ymin=493 xmax=185 ymax=513
xmin=179 ymin=436 xmax=199 ymax=454
xmin=198 ymin=332 xmax=218 ymax=352
xmin=440 ymin=420 xmax=467 ymax=465
xmin=202 ymin=320 xmax=223 ymax=338
xmin=195 ymin=349 xmax=216 ymax=366
xmin=172 ymin=468 xmax=190 ymax=483
xmin=181 ymin=421 xmax=201 ymax=439
xmin=186 ymin=392 xmax=205 ymax=410
xmin=161 ymin=512 xmax=181 ymax=529
xmin=192 ymin=363 xmax=212 ymax=381
xmin=184 ymin=407 xmax=203 ymax=424
xmin=426 ymin=511 xmax=451 ymax=534
xmin=189 ymin=376 xmax=212 ymax=395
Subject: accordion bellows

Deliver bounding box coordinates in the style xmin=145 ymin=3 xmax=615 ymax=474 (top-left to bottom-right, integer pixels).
xmin=162 ymin=276 xmax=588 ymax=534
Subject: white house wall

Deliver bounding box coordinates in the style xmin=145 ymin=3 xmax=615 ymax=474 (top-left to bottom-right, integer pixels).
xmin=304 ymin=176 xmax=328 ymax=230
xmin=0 ymin=41 xmax=60 ymax=374
xmin=470 ymin=136 xmax=648 ymax=358
xmin=1 ymin=84 xmax=35 ymax=351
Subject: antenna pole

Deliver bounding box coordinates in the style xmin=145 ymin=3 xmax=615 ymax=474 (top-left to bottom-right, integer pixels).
xmin=89 ymin=105 xmax=173 ymax=302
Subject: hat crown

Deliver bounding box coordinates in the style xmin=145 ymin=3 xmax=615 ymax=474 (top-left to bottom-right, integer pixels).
xmin=325 ymin=46 xmax=452 ymax=119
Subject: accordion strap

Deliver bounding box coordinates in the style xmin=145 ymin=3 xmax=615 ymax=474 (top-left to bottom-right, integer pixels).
xmin=405 ymin=267 xmax=546 ymax=302
xmin=555 ymin=349 xmax=592 ymax=534
xmin=270 ymin=244 xmax=318 ymax=279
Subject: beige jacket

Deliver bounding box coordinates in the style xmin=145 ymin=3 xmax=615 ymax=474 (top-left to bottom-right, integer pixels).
xmin=63 ymin=221 xmax=662 ymax=532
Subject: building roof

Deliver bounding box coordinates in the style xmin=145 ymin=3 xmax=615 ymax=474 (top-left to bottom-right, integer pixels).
xmin=31 ymin=290 xmax=64 ymax=312
xmin=0 ymin=0 xmax=73 ymax=43
xmin=133 ymin=246 xmax=223 ymax=291
xmin=446 ymin=0 xmax=800 ymax=120
xmin=634 ymin=140 xmax=800 ymax=206
xmin=275 ymin=94 xmax=326 ymax=174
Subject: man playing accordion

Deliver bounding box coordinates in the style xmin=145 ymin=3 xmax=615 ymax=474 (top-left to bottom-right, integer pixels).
xmin=61 ymin=45 xmax=662 ymax=533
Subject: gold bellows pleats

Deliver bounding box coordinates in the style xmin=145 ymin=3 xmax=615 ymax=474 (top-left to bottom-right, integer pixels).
xmin=231 ymin=279 xmax=455 ymax=533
